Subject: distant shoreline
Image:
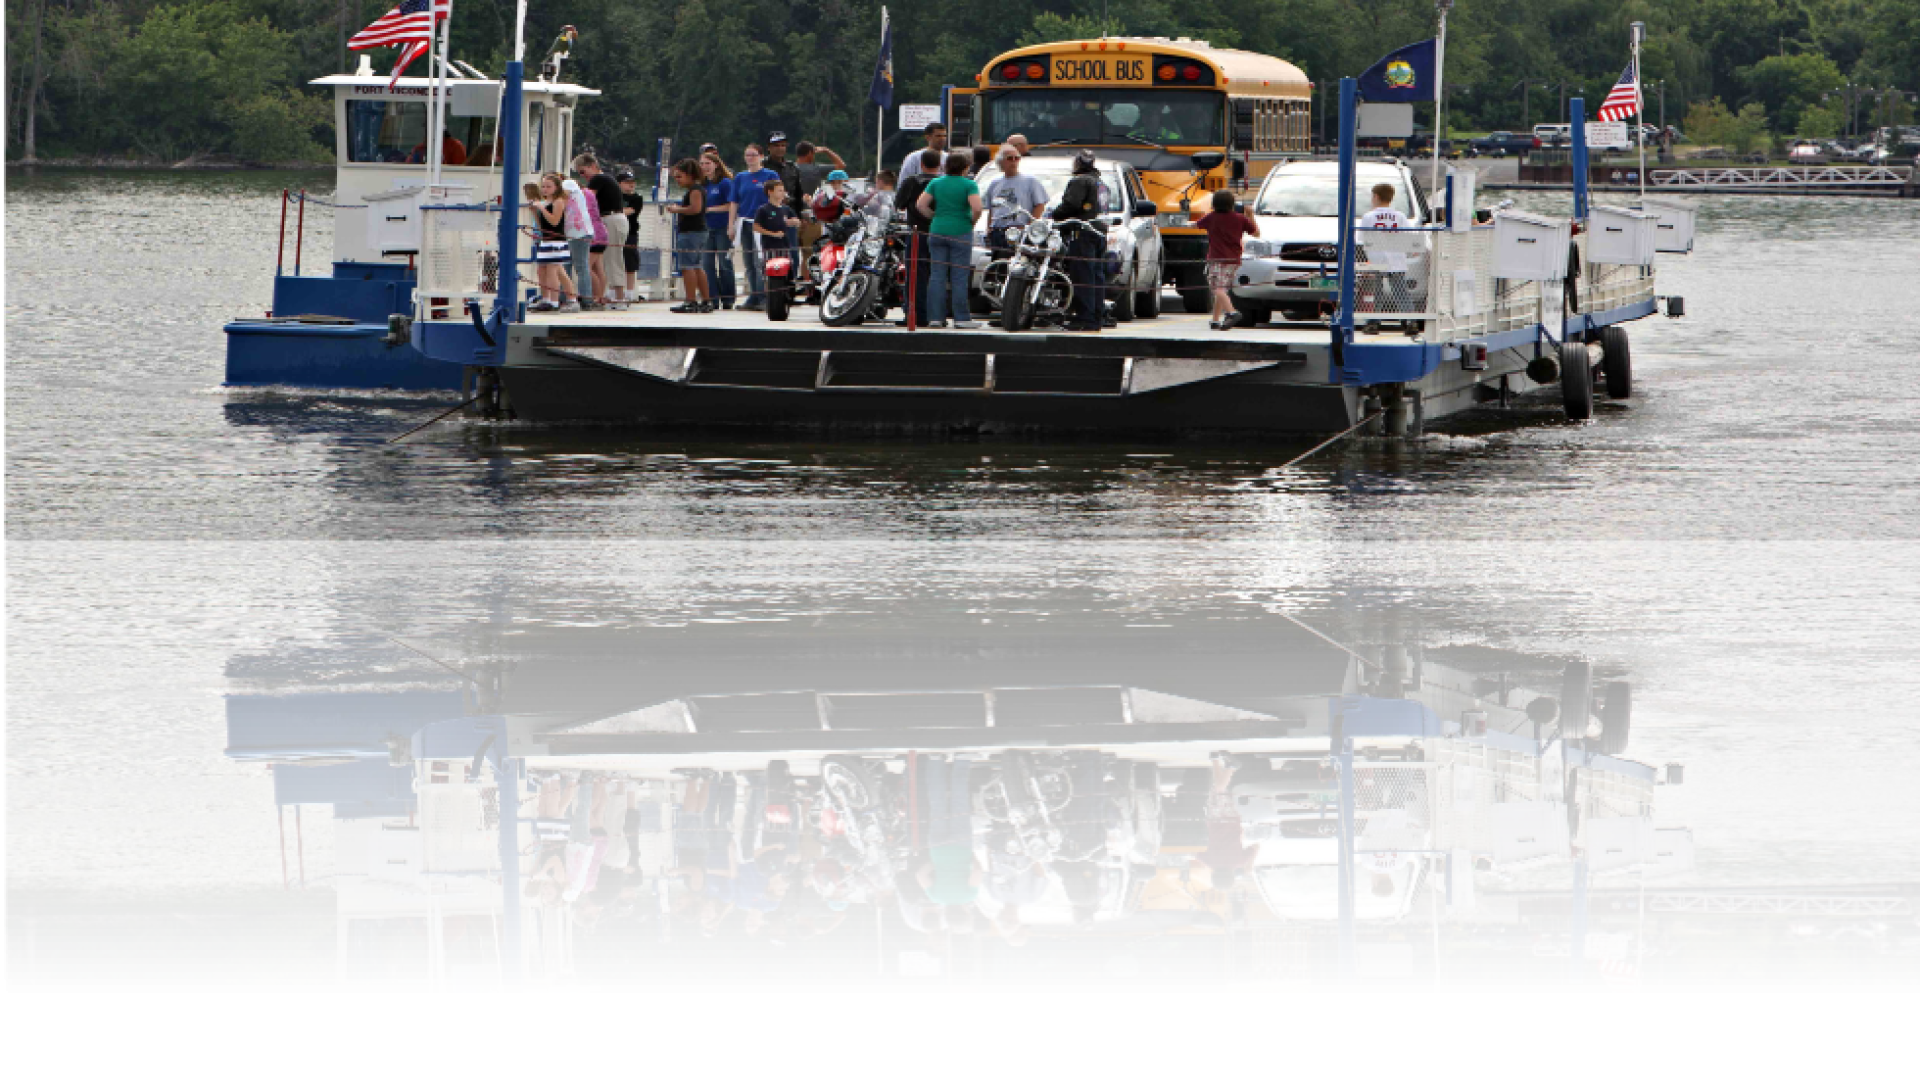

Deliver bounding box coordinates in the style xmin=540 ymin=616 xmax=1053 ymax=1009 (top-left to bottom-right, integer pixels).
xmin=6 ymin=156 xmax=328 ymax=170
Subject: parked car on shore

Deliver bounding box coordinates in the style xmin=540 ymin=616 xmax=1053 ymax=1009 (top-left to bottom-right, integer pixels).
xmin=1787 ymin=141 xmax=1827 ymax=164
xmin=1466 ymin=131 xmax=1538 ymax=158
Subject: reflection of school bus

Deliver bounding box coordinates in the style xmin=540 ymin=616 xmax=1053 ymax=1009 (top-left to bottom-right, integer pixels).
xmin=945 ymin=37 xmax=1311 ymax=312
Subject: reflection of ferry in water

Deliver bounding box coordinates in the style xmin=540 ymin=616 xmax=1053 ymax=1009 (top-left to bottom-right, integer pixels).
xmin=227 ymin=610 xmax=1706 ymax=982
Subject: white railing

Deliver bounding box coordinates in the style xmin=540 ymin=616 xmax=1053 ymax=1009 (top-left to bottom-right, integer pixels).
xmin=417 ymin=204 xmax=500 ymax=320
xmin=1422 ymin=227 xmax=1655 ymax=345
xmin=1651 ymin=165 xmax=1911 ymax=187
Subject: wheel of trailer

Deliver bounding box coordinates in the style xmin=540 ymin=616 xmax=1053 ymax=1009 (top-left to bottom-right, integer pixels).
xmin=1560 ymin=341 xmax=1593 ymax=420
xmin=765 ymin=279 xmax=791 ymax=322
xmin=1597 ymin=681 xmax=1632 ymax=756
xmin=821 ymin=756 xmax=879 ymax=811
xmin=1136 ymin=270 xmax=1161 ymax=318
xmin=1559 ymin=661 xmax=1593 ymax=740
xmin=820 ymin=272 xmax=876 ymax=326
xmin=1112 ymin=260 xmax=1137 ymax=322
xmin=1179 ymin=265 xmax=1211 ymax=313
xmin=1002 ymin=270 xmax=1036 ymax=331
xmin=1601 ymin=324 xmax=1633 ymax=399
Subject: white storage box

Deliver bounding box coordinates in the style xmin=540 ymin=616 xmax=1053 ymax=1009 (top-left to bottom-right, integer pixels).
xmin=1587 ymin=204 xmax=1658 ymax=265
xmin=1640 ymin=197 xmax=1696 ymax=253
xmin=365 ymin=182 xmax=475 ymax=256
xmin=1491 ymin=210 xmax=1572 ymax=280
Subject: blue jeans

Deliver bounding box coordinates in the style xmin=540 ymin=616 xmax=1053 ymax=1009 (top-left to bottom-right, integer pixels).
xmin=921 ymin=758 xmax=973 ymax=848
xmin=567 ymin=238 xmax=592 ymax=305
xmin=926 ymin=234 xmax=973 ymax=324
xmin=704 ymin=226 xmax=736 ymax=306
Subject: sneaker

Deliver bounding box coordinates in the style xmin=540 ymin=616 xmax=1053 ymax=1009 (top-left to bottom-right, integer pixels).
xmin=529 ymin=300 xmax=558 ymax=312
xmin=557 ymin=302 xmax=581 ymax=313
xmin=952 ymin=320 xmax=982 ymax=330
xmin=670 ymin=302 xmax=699 ymax=313
xmin=1223 ymin=312 xmax=1246 ymax=329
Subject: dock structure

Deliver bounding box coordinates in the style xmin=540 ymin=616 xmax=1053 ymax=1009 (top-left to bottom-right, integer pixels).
xmin=405 ymin=83 xmax=1680 ymax=439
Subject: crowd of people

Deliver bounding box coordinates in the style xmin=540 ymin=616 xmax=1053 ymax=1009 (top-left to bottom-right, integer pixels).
xmin=522 ymin=122 xmax=1136 ymax=332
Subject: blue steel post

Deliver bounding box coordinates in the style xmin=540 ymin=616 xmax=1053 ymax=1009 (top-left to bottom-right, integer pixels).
xmin=1335 ymin=713 xmax=1357 ymax=976
xmin=1333 ymin=77 xmax=1359 ymax=342
xmin=1569 ymin=97 xmax=1589 ymax=221
xmin=494 ymin=60 xmax=526 ymax=322
xmin=1574 ymin=853 xmax=1589 ymax=980
xmin=497 ymin=754 xmax=523 ymax=980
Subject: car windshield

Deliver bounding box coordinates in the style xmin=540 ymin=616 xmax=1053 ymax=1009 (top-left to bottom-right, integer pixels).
xmin=1253 ymin=171 xmax=1414 ymax=217
xmin=983 ymin=89 xmax=1225 ymax=147
xmin=983 ymin=930 xmax=1221 ymax=991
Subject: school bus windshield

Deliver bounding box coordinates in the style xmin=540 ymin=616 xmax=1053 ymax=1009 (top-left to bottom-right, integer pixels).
xmin=983 ymin=89 xmax=1224 ymax=147
xmin=983 ymin=930 xmax=1221 ymax=991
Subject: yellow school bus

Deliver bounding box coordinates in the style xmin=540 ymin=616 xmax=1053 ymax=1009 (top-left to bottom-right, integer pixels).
xmin=952 ymin=845 xmax=1313 ymax=991
xmin=946 ymin=37 xmax=1311 ymax=311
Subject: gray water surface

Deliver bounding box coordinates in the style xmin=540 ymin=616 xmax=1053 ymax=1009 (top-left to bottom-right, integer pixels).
xmin=6 ymin=171 xmax=1918 ymax=989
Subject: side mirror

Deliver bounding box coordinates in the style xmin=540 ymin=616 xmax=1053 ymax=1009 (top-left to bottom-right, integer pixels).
xmin=1189 ymin=150 xmax=1226 ymax=171
xmin=1131 ymin=199 xmax=1156 ymax=218
xmin=1230 ymin=157 xmax=1247 ymax=181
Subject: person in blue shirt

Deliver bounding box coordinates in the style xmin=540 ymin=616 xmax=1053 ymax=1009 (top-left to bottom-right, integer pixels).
xmin=698 ymin=151 xmax=737 ymax=309
xmin=730 ymin=143 xmax=780 ymax=310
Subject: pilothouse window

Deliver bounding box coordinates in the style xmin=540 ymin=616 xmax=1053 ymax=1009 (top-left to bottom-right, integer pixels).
xmin=344 ymin=99 xmax=497 ymax=165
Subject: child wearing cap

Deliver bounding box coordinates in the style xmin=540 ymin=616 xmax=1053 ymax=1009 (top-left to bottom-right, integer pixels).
xmin=810 ymin=170 xmax=851 ymax=224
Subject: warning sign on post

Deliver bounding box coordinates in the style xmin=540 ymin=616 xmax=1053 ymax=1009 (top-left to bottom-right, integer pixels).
xmin=898 ymin=104 xmax=943 ymax=131
xmin=1584 ymin=121 xmax=1630 ymax=149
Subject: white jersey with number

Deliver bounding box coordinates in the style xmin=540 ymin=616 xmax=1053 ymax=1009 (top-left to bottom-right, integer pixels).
xmin=1358 ymin=206 xmax=1409 ymax=232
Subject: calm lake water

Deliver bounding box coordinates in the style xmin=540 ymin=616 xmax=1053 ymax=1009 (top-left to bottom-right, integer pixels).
xmin=6 ymin=169 xmax=1918 ymax=989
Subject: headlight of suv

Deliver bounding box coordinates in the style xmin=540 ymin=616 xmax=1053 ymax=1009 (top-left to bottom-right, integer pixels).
xmin=1242 ymin=238 xmax=1274 ymax=258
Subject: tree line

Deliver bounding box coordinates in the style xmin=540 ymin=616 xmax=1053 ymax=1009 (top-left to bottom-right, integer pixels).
xmin=8 ymin=0 xmax=1917 ymax=164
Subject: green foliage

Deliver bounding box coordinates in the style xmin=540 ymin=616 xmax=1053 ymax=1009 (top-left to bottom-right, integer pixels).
xmin=8 ymin=0 xmax=1917 ymax=163
xmin=1793 ymin=98 xmax=1844 ymax=137
xmin=1684 ymin=96 xmax=1771 ymax=153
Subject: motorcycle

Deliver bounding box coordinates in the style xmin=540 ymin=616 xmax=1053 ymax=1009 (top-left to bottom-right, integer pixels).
xmin=987 ymin=198 xmax=1075 ymax=332
xmin=980 ymin=750 xmax=1074 ymax=863
xmin=817 ymin=214 xmax=910 ymax=327
xmin=814 ymin=755 xmax=904 ymax=894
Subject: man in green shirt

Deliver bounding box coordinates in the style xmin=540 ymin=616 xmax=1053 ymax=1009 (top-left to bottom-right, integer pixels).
xmin=913 ymin=757 xmax=983 ymax=907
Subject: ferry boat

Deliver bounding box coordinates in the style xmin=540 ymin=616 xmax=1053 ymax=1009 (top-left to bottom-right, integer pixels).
xmin=227 ymin=609 xmax=1689 ymax=977
xmin=222 ymin=50 xmax=598 ymax=391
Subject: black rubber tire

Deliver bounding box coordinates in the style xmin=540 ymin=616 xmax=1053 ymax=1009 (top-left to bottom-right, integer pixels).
xmin=1560 ymin=341 xmax=1593 ymax=420
xmin=820 ymin=756 xmax=879 ymax=811
xmin=1601 ymin=324 xmax=1633 ymax=399
xmin=1598 ymin=681 xmax=1632 ymax=756
xmin=765 ymin=280 xmax=790 ymax=322
xmin=819 ymin=272 xmax=876 ymax=327
xmin=1179 ymin=265 xmax=1212 ymax=313
xmin=1003 ymin=271 xmax=1035 ymax=332
xmin=1136 ymin=268 xmax=1161 ymax=318
xmin=1560 ymin=661 xmax=1593 ymax=739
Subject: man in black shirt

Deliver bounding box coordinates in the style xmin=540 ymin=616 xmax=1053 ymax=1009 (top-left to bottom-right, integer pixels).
xmin=765 ymin=132 xmax=803 ymax=257
xmin=1051 ymin=151 xmax=1107 ymax=332
xmin=891 ymin=148 xmax=941 ymax=327
xmin=574 ymin=153 xmax=627 ymax=306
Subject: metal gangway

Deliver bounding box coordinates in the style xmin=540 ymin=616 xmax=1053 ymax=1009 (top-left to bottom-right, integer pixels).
xmin=1650 ymin=164 xmax=1914 ymax=192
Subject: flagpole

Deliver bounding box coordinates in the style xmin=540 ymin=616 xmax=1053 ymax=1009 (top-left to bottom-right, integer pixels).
xmin=1430 ymin=0 xmax=1451 ymax=214
xmin=875 ymin=7 xmax=888 ymax=178
xmin=430 ymin=0 xmax=455 ymax=187
xmin=1630 ymin=21 xmax=1646 ymax=203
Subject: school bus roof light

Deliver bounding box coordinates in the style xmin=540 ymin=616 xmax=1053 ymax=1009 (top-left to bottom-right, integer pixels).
xmin=1024 ymin=63 xmax=1044 ymax=79
xmin=1183 ymin=65 xmax=1203 ymax=81
xmin=1157 ymin=64 xmax=1176 ymax=80
xmin=1002 ymin=64 xmax=1021 ymax=80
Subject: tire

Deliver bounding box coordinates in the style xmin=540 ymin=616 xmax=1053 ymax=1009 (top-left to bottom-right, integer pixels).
xmin=1136 ymin=269 xmax=1161 ymax=318
xmin=765 ymin=279 xmax=790 ymax=322
xmin=1601 ymin=324 xmax=1632 ymax=399
xmin=820 ymin=271 xmax=877 ymax=326
xmin=1230 ymin=296 xmax=1270 ymax=323
xmin=1179 ymin=264 xmax=1211 ymax=313
xmin=1560 ymin=661 xmax=1593 ymax=739
xmin=1598 ymin=682 xmax=1632 ymax=756
xmin=821 ymin=756 xmax=879 ymax=811
xmin=979 ymin=260 xmax=1010 ymax=310
xmin=1560 ymin=341 xmax=1593 ymax=420
xmin=1111 ymin=260 xmax=1137 ymax=322
xmin=1002 ymin=271 xmax=1035 ymax=331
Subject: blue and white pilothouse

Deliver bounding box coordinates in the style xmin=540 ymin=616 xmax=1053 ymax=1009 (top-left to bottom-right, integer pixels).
xmin=222 ymin=30 xmax=597 ymax=391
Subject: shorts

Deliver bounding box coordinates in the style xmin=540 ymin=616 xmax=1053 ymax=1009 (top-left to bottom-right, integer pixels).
xmin=622 ymin=245 xmax=639 ymax=274
xmin=1206 ymin=259 xmax=1239 ymax=289
xmin=674 ymin=229 xmax=708 ymax=272
xmin=533 ymin=239 xmax=568 ymax=264
xmin=590 ymin=243 xmax=607 ymax=253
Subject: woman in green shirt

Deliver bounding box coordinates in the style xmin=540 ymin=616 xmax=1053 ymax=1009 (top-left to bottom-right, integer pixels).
xmin=914 ymin=151 xmax=984 ymax=328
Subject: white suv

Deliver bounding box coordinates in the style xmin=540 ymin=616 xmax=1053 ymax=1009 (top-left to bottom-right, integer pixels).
xmin=1229 ymin=159 xmax=1433 ymax=323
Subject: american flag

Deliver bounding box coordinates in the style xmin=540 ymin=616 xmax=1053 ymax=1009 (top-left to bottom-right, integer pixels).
xmin=1597 ymin=957 xmax=1643 ymax=991
xmin=1597 ymin=57 xmax=1640 ymax=122
xmin=348 ymin=0 xmax=451 ymax=87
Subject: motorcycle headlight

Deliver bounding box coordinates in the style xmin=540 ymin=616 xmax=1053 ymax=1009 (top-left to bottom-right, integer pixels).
xmin=1004 ymin=227 xmax=1022 ymax=243
xmin=1043 ymin=234 xmax=1064 ymax=253
xmin=862 ymin=238 xmax=883 ymax=259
